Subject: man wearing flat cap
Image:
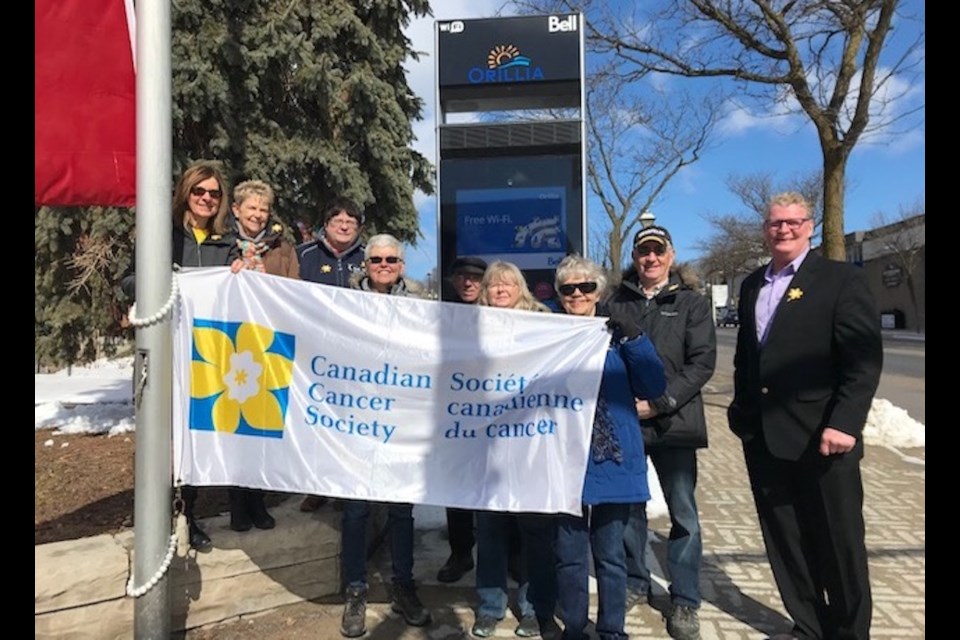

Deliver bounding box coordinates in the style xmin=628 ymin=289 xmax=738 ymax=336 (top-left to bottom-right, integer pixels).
xmin=607 ymin=225 xmax=716 ymax=640
xmin=435 ymin=256 xmax=487 ymax=583
xmin=447 ymin=256 xmax=487 ymax=304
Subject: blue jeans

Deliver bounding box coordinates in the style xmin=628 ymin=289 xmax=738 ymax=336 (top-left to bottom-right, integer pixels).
xmin=475 ymin=512 xmax=557 ymax=620
xmin=624 ymin=448 xmax=702 ymax=607
xmin=556 ymin=504 xmax=630 ymax=640
xmin=341 ymin=500 xmax=414 ymax=589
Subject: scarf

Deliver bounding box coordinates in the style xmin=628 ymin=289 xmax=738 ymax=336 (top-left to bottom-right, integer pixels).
xmin=591 ymin=395 xmax=623 ymax=464
xmin=236 ymin=225 xmax=270 ymax=273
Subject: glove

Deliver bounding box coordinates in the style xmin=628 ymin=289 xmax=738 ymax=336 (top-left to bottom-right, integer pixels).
xmin=605 ymin=314 xmax=644 ymax=340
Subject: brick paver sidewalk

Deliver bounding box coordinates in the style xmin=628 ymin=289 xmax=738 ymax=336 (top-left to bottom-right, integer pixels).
xmin=185 ymin=374 xmax=925 ymax=639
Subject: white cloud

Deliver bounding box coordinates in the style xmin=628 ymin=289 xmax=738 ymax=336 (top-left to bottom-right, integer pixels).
xmin=717 ymin=98 xmax=806 ymax=138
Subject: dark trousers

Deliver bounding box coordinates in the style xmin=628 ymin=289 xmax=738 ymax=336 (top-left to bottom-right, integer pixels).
xmin=744 ymin=441 xmax=872 ymax=640
xmin=446 ymin=507 xmax=476 ymax=556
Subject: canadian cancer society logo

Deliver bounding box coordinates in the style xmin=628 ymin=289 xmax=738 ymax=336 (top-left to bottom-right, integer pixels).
xmin=189 ymin=319 xmax=295 ymax=439
xmin=468 ymin=44 xmax=545 ymax=84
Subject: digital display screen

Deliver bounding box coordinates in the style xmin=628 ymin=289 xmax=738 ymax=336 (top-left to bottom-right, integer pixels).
xmin=455 ymin=187 xmax=566 ymax=269
xmin=439 ymin=152 xmax=583 ymax=302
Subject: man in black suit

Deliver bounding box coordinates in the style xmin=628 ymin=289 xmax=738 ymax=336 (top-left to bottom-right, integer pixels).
xmin=729 ymin=192 xmax=882 ymax=640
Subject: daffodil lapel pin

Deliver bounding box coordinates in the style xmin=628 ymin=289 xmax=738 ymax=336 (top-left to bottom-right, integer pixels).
xmin=786 ymin=287 xmax=804 ymax=302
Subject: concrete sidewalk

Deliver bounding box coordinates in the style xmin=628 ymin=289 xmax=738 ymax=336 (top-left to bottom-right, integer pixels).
xmin=182 ymin=376 xmax=925 ymax=639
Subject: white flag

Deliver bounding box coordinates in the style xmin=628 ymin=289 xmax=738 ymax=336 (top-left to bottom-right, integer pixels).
xmin=173 ymin=268 xmax=609 ymax=515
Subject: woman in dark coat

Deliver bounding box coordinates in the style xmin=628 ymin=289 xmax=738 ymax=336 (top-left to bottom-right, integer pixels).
xmin=122 ymin=160 xmax=239 ymax=550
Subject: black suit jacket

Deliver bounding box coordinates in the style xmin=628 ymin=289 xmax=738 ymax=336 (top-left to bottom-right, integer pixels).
xmin=728 ymin=252 xmax=883 ymax=461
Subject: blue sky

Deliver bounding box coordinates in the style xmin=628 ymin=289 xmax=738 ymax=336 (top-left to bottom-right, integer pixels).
xmin=400 ymin=1 xmax=925 ymax=280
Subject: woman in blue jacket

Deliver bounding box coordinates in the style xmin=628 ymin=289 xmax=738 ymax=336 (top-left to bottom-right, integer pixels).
xmin=553 ymin=255 xmax=669 ymax=640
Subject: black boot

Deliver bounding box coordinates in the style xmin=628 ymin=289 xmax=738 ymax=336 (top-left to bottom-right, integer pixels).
xmin=247 ymin=489 xmax=275 ymax=530
xmin=183 ymin=485 xmax=212 ymax=550
xmin=229 ymin=488 xmax=253 ymax=532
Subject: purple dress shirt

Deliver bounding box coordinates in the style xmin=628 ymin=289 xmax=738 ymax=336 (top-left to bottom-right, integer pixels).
xmin=755 ymin=247 xmax=810 ymax=345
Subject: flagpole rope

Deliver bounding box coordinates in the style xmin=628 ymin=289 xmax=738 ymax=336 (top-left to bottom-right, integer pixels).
xmin=128 ymin=272 xmax=180 ymax=327
xmin=125 ymin=532 xmax=178 ymax=597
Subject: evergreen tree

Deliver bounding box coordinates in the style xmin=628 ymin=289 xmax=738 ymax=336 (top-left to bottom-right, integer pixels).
xmin=172 ymin=0 xmax=433 ymax=237
xmin=36 ymin=1 xmax=434 ymax=368
xmin=35 ymin=207 xmax=134 ymax=369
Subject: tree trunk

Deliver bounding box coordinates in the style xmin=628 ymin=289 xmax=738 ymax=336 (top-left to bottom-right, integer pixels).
xmin=608 ymin=220 xmax=624 ymax=274
xmin=821 ymin=149 xmax=847 ymax=261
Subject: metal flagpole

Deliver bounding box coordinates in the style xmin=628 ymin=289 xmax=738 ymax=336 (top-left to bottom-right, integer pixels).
xmin=133 ymin=0 xmax=173 ymax=635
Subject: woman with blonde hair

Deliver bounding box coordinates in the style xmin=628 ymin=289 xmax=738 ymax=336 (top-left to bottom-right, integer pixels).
xmin=477 ymin=260 xmax=551 ymax=312
xmin=472 ymin=261 xmax=556 ymax=638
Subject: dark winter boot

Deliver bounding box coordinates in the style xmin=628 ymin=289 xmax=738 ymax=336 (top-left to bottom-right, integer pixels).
xmin=229 ymin=488 xmax=253 ymax=532
xmin=247 ymin=489 xmax=276 ymax=530
xmin=182 ymin=485 xmax=212 ymax=550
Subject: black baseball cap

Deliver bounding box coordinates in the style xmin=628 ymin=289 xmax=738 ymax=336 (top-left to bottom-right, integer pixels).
xmin=633 ymin=225 xmax=673 ymax=248
xmin=450 ymin=256 xmax=487 ymax=276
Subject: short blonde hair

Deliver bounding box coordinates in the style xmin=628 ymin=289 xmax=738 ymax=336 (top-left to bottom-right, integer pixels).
xmin=233 ymin=179 xmax=275 ymax=209
xmin=479 ymin=261 xmax=550 ymax=312
xmin=767 ymin=192 xmax=812 ymax=219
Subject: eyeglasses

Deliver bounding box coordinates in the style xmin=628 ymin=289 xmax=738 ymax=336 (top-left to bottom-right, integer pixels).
xmin=634 ymin=243 xmax=667 ymax=257
xmin=558 ymin=282 xmax=599 ymax=296
xmin=327 ymin=217 xmax=359 ymax=229
xmin=190 ymin=186 xmax=222 ymax=199
xmin=367 ymin=256 xmax=402 ymax=265
xmin=764 ymin=217 xmax=811 ymax=231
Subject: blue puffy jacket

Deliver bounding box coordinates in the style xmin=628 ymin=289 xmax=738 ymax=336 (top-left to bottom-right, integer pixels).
xmin=581 ymin=333 xmax=666 ymax=505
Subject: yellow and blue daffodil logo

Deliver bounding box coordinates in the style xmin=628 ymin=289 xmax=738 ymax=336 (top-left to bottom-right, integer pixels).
xmin=189 ymin=319 xmax=295 ymax=438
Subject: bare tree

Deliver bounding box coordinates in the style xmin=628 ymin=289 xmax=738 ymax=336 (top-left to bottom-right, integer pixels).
xmin=871 ymin=198 xmax=924 ymax=332
xmin=696 ymin=213 xmax=767 ymax=284
xmin=586 ymin=70 xmax=720 ymax=273
xmin=543 ymin=0 xmax=924 ymax=260
xmin=726 ymin=171 xmax=823 ymax=227
xmin=696 ymin=170 xmax=823 ymax=283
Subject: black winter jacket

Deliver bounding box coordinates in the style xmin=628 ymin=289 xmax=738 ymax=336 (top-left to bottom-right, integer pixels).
xmin=607 ymin=269 xmax=717 ymax=449
xmin=121 ymin=225 xmax=239 ymax=299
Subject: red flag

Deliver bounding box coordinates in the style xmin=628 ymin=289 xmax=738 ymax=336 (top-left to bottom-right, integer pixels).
xmin=35 ymin=0 xmax=136 ymax=207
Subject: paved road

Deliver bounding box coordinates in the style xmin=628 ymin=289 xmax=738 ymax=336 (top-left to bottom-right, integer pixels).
xmin=184 ymin=363 xmax=925 ymax=640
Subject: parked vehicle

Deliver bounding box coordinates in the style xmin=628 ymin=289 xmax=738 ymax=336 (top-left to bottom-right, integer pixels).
xmin=717 ymin=307 xmax=739 ymax=327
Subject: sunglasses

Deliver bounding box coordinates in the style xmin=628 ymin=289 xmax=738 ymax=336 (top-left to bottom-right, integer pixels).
xmin=558 ymin=282 xmax=599 ymax=296
xmin=190 ymin=186 xmax=223 ymax=199
xmin=367 ymin=256 xmax=402 ymax=265
xmin=635 ymin=243 xmax=667 ymax=257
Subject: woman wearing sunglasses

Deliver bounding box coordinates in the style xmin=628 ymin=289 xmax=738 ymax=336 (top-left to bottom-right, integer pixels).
xmin=120 ymin=160 xmax=240 ymax=552
xmin=553 ymin=254 xmax=668 ymax=640
xmin=471 ymin=260 xmax=557 ymax=639
xmin=338 ymin=233 xmax=432 ymax=638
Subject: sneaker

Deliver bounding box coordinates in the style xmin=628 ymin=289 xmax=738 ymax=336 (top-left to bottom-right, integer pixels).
xmin=340 ymin=585 xmax=367 ymax=638
xmin=391 ymin=583 xmax=431 ymax=627
xmin=515 ymin=613 xmax=541 ymax=638
xmin=436 ymin=552 xmax=475 ymax=583
xmin=666 ymin=604 xmax=701 ymax=640
xmin=471 ymin=614 xmax=499 ymax=638
xmin=625 ymin=587 xmax=649 ymax=611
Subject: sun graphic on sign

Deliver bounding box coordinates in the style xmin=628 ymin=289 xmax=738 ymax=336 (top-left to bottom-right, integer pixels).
xmin=189 ymin=319 xmax=295 ymax=439
xmin=488 ymin=44 xmax=522 ymax=69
